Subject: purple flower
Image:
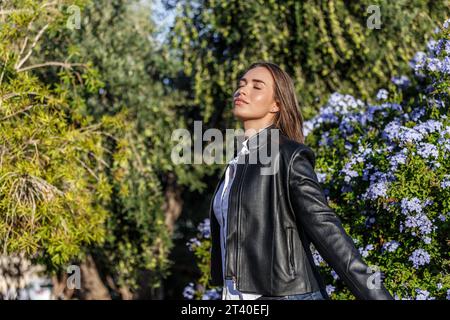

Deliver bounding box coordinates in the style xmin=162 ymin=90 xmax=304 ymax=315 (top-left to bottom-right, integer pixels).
xmin=331 ymin=270 xmax=340 ymax=280
xmin=398 ymin=127 xmax=424 ymax=145
xmin=382 ymin=240 xmax=400 ymax=252
xmin=186 ymin=238 xmax=201 ymax=251
xmin=400 ymin=198 xmax=435 ymax=236
xmin=410 ymin=108 xmax=426 ymax=122
xmin=342 ymin=169 xmax=358 ymax=183
xmin=409 ymin=51 xmax=427 ymax=73
xmin=445 ymin=40 xmax=450 ymax=55
xmin=443 ymin=40 xmax=450 ymax=56
xmin=303 ymin=120 xmax=315 ymax=137
xmin=391 ymin=75 xmax=410 ymax=89
xmin=312 ymin=248 xmax=325 ymax=266
xmin=388 ymin=149 xmax=408 ymax=170
xmin=183 ymin=282 xmax=196 ymax=299
xmin=441 ymin=56 xmax=450 ymax=74
xmin=340 ymin=151 xmax=371 ymax=183
xmin=316 ymin=172 xmax=327 ymax=184
xmin=426 ymin=58 xmax=442 ymax=72
xmin=326 ymin=285 xmax=336 ymax=295
xmin=376 ymin=89 xmax=389 ymax=101
xmin=438 ymin=212 xmax=449 ymax=222
xmin=443 ymin=18 xmax=450 ymax=30
xmin=408 ymin=248 xmax=431 ymax=269
xmin=439 ymin=126 xmax=450 ymax=139
xmin=404 ymin=213 xmax=434 ymax=235
xmin=422 ymin=236 xmax=432 ymax=244
xmin=441 ymin=175 xmax=450 ymax=189
xmin=400 ymin=197 xmax=423 ymax=214
xmin=339 ymin=114 xmax=359 ymax=135
xmin=427 ymin=39 xmax=439 ymax=56
xmin=362 ymin=181 xmax=389 ymax=200
xmin=429 ymin=98 xmax=446 ymax=109
xmin=358 ymin=244 xmax=374 ymax=258
xmin=361 ymin=171 xmax=395 ymax=201
xmin=432 ymin=39 xmax=449 ymax=56
xmin=202 ymin=288 xmax=221 ymax=300
xmin=327 ymin=92 xmax=365 ymax=111
xmin=416 ymin=142 xmax=439 ymax=159
xmin=366 ymin=103 xmax=401 ymax=122
xmin=365 ymin=216 xmax=376 ymax=228
xmin=319 ymin=131 xmax=334 ymax=147
xmin=415 ymin=289 xmax=435 ymax=300
xmin=382 ymin=120 xmax=402 ymax=141
xmin=198 ymin=218 xmax=211 ymax=238
xmin=413 ymin=120 xmax=443 ymax=135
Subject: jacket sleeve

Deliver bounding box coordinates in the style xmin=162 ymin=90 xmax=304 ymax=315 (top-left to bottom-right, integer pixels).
xmin=288 ymin=145 xmax=393 ymax=300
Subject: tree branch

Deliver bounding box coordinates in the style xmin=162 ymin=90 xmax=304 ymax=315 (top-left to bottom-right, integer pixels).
xmin=0 ymin=104 xmax=44 ymax=121
xmin=14 ymin=23 xmax=49 ymax=71
xmin=0 ymin=9 xmax=33 ymax=15
xmin=16 ymin=61 xmax=88 ymax=73
xmin=1 ymin=92 xmax=40 ymax=102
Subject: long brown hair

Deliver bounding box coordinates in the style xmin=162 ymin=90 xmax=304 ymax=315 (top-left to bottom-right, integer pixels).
xmin=242 ymin=61 xmax=305 ymax=144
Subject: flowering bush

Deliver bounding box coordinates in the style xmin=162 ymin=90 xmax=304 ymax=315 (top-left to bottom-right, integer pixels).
xmin=301 ymin=19 xmax=450 ymax=300
xmin=184 ymin=19 xmax=450 ymax=300
xmin=183 ymin=219 xmax=222 ymax=300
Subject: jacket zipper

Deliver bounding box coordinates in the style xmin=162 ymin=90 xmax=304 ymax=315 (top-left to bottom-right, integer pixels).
xmin=224 ymin=160 xmax=239 ymax=283
xmin=223 ymin=165 xmax=233 ymax=283
xmin=235 ymin=159 xmax=248 ymax=290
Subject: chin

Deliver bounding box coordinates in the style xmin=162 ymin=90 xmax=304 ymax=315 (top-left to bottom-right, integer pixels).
xmin=232 ymin=108 xmax=250 ymax=119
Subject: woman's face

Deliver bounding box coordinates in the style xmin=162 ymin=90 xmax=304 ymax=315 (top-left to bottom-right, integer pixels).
xmin=232 ymin=66 xmax=279 ymax=121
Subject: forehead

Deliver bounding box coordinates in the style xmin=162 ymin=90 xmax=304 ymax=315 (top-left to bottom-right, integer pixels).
xmin=240 ymin=66 xmax=274 ymax=85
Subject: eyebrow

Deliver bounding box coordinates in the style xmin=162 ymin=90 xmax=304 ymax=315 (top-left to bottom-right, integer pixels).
xmin=238 ymin=77 xmax=266 ymax=85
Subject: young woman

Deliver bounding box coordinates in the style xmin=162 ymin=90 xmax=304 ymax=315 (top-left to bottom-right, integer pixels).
xmin=209 ymin=61 xmax=394 ymax=300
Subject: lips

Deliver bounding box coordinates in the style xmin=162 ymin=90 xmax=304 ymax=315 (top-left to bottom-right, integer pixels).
xmin=234 ymin=97 xmax=249 ymax=105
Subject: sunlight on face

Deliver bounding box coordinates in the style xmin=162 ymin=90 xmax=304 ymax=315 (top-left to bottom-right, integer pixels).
xmin=232 ymin=66 xmax=279 ymax=121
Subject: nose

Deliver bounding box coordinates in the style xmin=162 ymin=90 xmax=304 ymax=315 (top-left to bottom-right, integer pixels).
xmin=235 ymin=87 xmax=248 ymax=98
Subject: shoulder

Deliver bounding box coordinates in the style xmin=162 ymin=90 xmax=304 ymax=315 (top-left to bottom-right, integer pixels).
xmin=275 ymin=132 xmax=316 ymax=168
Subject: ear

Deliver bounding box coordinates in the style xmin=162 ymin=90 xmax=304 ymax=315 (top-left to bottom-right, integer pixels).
xmin=271 ymin=101 xmax=280 ymax=113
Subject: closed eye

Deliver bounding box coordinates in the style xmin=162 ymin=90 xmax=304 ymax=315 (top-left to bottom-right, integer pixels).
xmin=237 ymin=85 xmax=262 ymax=90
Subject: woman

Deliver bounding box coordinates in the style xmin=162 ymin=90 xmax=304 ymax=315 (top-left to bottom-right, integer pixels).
xmin=209 ymin=61 xmax=394 ymax=300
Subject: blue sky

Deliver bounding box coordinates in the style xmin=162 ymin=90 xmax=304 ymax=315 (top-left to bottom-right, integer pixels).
xmin=151 ymin=0 xmax=177 ymax=45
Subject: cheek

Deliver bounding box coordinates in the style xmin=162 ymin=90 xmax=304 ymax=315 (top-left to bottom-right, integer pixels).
xmin=250 ymin=92 xmax=272 ymax=112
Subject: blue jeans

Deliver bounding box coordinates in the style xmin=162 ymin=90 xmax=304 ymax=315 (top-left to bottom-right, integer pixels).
xmin=256 ymin=290 xmax=326 ymax=300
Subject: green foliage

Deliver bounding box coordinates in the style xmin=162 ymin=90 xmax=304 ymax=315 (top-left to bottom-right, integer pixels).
xmin=301 ymin=22 xmax=450 ymax=300
xmin=0 ymin=0 xmax=109 ymax=269
xmin=168 ymin=0 xmax=449 ymax=123
xmin=30 ymin=0 xmax=217 ymax=292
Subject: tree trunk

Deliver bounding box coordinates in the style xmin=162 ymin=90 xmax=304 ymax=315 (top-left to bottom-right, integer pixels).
xmin=163 ymin=172 xmax=183 ymax=235
xmin=76 ymin=254 xmax=111 ymax=300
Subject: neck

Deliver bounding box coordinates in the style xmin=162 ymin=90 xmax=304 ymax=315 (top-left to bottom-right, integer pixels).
xmin=242 ymin=119 xmax=274 ymax=139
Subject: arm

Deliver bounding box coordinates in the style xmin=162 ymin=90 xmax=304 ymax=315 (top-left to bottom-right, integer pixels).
xmin=288 ymin=145 xmax=393 ymax=300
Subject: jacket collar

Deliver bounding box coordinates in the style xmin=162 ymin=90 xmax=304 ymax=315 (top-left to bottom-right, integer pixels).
xmin=245 ymin=123 xmax=276 ymax=149
xmin=234 ymin=123 xmax=277 ymax=157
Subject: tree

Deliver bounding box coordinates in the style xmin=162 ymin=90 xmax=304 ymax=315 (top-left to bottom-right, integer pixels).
xmin=0 ymin=0 xmax=109 ymax=283
xmin=31 ymin=0 xmax=217 ymax=298
xmin=167 ymin=0 xmax=449 ymax=122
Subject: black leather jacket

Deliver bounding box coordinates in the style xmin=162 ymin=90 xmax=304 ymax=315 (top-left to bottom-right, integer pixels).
xmin=208 ymin=124 xmax=393 ymax=300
